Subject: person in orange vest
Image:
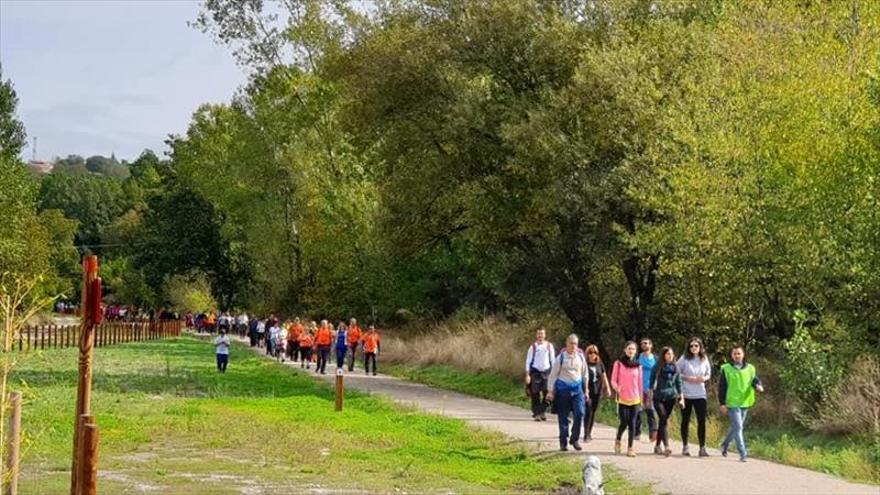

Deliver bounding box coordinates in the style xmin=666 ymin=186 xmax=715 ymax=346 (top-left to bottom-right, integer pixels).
xmin=298 ymin=329 xmax=314 ymax=370
xmin=205 ymin=311 xmax=217 ymax=334
xmin=363 ymin=324 xmax=381 ymax=376
xmin=288 ymin=317 xmax=304 ymax=362
xmin=315 ymin=319 xmax=334 ymax=375
xmin=346 ymin=318 xmax=363 ymax=372
xmin=308 ymin=321 xmax=318 ymax=365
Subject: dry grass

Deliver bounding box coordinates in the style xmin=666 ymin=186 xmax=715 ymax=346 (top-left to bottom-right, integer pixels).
xmin=382 ymin=316 xmax=551 ymax=380
xmin=808 ymin=356 xmax=880 ymax=437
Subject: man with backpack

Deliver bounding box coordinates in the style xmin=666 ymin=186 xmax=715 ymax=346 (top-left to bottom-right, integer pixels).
xmin=524 ymin=328 xmax=556 ymax=421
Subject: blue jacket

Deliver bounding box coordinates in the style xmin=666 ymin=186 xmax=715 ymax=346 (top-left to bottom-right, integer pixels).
xmin=335 ymin=329 xmax=348 ymax=350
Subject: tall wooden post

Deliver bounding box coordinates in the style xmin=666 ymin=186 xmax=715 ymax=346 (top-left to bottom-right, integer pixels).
xmin=4 ymin=392 xmax=22 ymax=495
xmin=335 ymin=369 xmax=344 ymax=412
xmin=76 ymin=418 xmax=98 ymax=495
xmin=70 ymin=256 xmax=99 ymax=495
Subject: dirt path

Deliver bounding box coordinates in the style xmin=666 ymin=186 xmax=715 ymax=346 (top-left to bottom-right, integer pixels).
xmin=242 ymin=341 xmax=877 ymax=495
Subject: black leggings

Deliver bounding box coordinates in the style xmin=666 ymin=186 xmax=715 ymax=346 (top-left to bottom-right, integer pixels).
xmin=583 ymin=391 xmax=601 ymax=439
xmin=654 ymin=398 xmax=676 ymax=447
xmin=616 ymin=404 xmax=638 ymax=448
xmin=317 ymin=345 xmax=331 ymax=373
xmin=681 ymin=398 xmax=707 ymax=447
xmin=365 ymin=352 xmax=377 ymax=373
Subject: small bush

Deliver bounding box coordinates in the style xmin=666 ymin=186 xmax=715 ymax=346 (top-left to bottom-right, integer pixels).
xmin=780 ymin=313 xmax=845 ymax=418
xmin=807 ymin=357 xmax=880 ymax=437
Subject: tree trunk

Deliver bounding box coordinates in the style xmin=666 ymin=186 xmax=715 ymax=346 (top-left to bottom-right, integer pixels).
xmin=556 ymin=280 xmax=608 ymax=364
xmin=621 ymin=253 xmax=659 ymax=341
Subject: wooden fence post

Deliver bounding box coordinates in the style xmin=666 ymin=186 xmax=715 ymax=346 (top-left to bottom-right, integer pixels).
xmin=4 ymin=391 xmax=22 ymax=495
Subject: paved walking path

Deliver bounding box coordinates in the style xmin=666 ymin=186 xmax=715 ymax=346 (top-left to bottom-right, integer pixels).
xmin=240 ymin=340 xmax=877 ymax=495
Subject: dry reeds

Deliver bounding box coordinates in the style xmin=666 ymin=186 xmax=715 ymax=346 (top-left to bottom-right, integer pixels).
xmin=382 ymin=317 xmax=557 ymax=379
xmin=807 ymin=356 xmax=880 ymax=437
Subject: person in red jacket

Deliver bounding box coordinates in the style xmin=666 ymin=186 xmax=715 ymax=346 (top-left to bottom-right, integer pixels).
xmin=363 ymin=325 xmax=380 ymax=376
xmin=347 ymin=318 xmax=363 ymax=372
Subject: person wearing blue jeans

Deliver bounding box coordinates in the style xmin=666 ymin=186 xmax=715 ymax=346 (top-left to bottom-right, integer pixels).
xmin=635 ymin=338 xmax=658 ymax=441
xmin=719 ymin=345 xmax=764 ymax=462
xmin=334 ymin=322 xmax=349 ymax=368
xmin=546 ymin=334 xmax=589 ymax=451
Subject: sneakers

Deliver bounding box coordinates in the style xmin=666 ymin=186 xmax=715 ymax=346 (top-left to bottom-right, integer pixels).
xmin=653 ymin=445 xmax=663 ymax=455
xmin=373 ymin=372 xmax=378 ymax=376
xmin=649 ymin=432 xmax=657 ymax=443
xmin=739 ymin=456 xmax=747 ymax=463
xmin=721 ymin=443 xmax=729 ymax=458
xmin=584 ymin=434 xmax=592 ymax=442
xmin=560 ymin=444 xmax=568 ymax=452
xmin=626 ymin=448 xmax=637 ymax=458
xmin=539 ymin=414 xmax=547 ymax=421
xmin=699 ymin=447 xmax=710 ymax=457
xmin=572 ymin=441 xmax=583 ymax=451
xmin=614 ymin=440 xmax=622 ymax=455
xmin=532 ymin=415 xmax=541 ymax=422
xmin=664 ymin=448 xmax=672 ymax=457
xmin=682 ymin=445 xmax=691 ymax=456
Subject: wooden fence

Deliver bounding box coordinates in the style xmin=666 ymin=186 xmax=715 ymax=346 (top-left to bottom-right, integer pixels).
xmin=17 ymin=320 xmax=182 ymax=352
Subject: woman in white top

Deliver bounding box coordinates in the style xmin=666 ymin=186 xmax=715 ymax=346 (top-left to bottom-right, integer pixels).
xmin=676 ymin=337 xmax=712 ymax=457
xmin=546 ymin=334 xmax=588 ymax=451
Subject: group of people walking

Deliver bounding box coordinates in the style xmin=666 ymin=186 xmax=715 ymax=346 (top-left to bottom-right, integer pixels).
xmin=214 ymin=315 xmax=382 ymax=375
xmin=188 ymin=310 xmax=248 ymax=334
xmin=526 ymin=330 xmax=763 ymax=462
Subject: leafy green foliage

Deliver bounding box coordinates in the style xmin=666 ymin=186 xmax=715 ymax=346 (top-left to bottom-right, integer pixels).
xmin=0 ymin=155 xmax=50 ymax=280
xmin=37 ymin=173 xmax=130 ymax=247
xmin=164 ymin=271 xmax=217 ymax=314
xmin=0 ymin=65 xmax=26 ymax=162
xmin=781 ymin=312 xmax=846 ymax=416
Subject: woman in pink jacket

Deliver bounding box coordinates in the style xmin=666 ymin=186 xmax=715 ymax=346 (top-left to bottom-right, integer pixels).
xmin=611 ymin=341 xmax=643 ymax=457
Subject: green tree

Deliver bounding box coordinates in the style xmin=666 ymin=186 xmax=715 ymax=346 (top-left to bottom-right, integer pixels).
xmin=0 ymin=65 xmax=26 ymax=162
xmin=37 ymin=173 xmax=130 ymax=248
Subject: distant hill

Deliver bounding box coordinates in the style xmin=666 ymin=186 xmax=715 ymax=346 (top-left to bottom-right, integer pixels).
xmin=48 ymin=154 xmax=130 ymax=178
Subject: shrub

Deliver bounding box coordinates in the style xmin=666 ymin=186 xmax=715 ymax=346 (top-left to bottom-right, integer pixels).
xmin=780 ymin=312 xmax=845 ymax=418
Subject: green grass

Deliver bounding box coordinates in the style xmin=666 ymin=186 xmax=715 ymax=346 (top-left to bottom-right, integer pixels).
xmin=384 ymin=363 xmax=880 ymax=486
xmin=11 ymin=335 xmax=648 ymax=494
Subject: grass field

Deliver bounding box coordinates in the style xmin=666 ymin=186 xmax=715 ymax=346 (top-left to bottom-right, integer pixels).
xmin=11 ymin=335 xmax=650 ymax=494
xmin=384 ymin=363 xmax=880 ymax=485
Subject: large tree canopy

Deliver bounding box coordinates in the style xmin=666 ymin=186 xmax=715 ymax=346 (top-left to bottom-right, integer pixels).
xmin=166 ymin=0 xmax=880 ymax=360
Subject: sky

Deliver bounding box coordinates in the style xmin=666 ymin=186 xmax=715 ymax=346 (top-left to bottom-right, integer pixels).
xmin=0 ymin=0 xmax=246 ymax=162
